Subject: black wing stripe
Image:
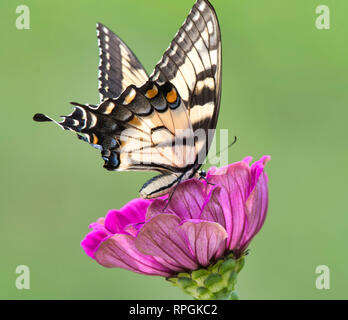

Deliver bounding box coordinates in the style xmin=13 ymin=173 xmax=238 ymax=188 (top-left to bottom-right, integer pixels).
xmin=97 ymin=24 xmax=148 ymax=81
xmin=187 ymin=18 xmax=214 ymax=82
xmin=183 ymin=20 xmax=214 ymax=135
xmin=97 ymin=23 xmax=148 ymax=101
xmin=169 ymin=41 xmax=196 ymax=91
xmin=102 ymin=47 xmax=147 ymax=83
xmin=189 ymin=11 xmax=214 ymax=77
xmin=105 ymin=61 xmax=145 ymax=86
xmin=159 ymin=55 xmax=190 ymax=104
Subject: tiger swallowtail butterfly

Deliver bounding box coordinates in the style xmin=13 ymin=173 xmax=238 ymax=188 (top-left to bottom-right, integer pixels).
xmin=33 ymin=0 xmax=222 ymax=199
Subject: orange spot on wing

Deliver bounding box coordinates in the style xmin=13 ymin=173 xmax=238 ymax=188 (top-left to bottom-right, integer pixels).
xmin=146 ymin=86 xmax=158 ymax=99
xmin=92 ymin=134 xmax=99 ymax=145
xmin=123 ymin=88 xmax=136 ymax=105
xmin=104 ymin=102 xmax=115 ymax=115
xmin=128 ymin=116 xmax=142 ymax=127
xmin=166 ymin=88 xmax=177 ymax=104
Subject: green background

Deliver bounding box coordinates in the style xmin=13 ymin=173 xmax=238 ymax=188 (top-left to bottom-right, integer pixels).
xmin=1 ymin=0 xmax=347 ymax=299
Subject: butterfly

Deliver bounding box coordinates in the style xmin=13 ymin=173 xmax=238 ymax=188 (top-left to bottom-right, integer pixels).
xmin=33 ymin=0 xmax=222 ymax=199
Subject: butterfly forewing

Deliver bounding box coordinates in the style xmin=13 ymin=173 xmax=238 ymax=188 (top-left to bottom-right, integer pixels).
xmin=97 ymin=23 xmax=149 ymax=101
xmin=150 ymin=0 xmax=221 ymax=155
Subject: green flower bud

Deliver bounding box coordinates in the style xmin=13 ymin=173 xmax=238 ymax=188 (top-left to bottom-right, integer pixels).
xmin=166 ymin=252 xmax=245 ymax=300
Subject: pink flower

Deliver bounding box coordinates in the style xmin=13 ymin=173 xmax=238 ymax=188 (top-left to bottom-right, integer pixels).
xmin=81 ymin=156 xmax=270 ymax=277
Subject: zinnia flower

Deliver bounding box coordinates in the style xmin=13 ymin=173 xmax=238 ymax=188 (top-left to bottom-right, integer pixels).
xmin=81 ymin=156 xmax=270 ymax=299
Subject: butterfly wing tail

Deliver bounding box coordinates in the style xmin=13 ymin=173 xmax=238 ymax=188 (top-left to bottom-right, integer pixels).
xmin=33 ymin=102 xmax=123 ymax=169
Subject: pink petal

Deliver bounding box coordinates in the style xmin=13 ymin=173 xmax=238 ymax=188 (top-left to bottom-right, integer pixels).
xmin=151 ymin=256 xmax=186 ymax=273
xmin=164 ymin=180 xmax=207 ymax=220
xmin=242 ymin=156 xmax=253 ymax=165
xmin=249 ymin=155 xmax=271 ymax=196
xmin=180 ymin=219 xmax=228 ymax=266
xmin=200 ymin=187 xmax=227 ymax=229
xmin=94 ymin=234 xmax=172 ymax=276
xmin=240 ymin=169 xmax=269 ymax=251
xmin=81 ymin=229 xmax=110 ymax=259
xmin=123 ymin=222 xmax=144 ymax=237
xmin=220 ymin=187 xmax=246 ymax=251
xmin=146 ymin=199 xmax=168 ymax=220
xmin=208 ymin=162 xmax=250 ymax=250
xmin=136 ymin=214 xmax=198 ymax=270
xmin=104 ymin=198 xmax=151 ymax=234
xmin=89 ymin=217 xmax=105 ymax=229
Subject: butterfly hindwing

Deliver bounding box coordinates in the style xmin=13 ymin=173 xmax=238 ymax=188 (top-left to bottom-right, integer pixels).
xmin=47 ymin=82 xmax=196 ymax=177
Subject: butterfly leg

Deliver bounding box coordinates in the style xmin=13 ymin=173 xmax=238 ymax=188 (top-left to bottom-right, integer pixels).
xmin=162 ymin=174 xmax=186 ymax=211
xmin=198 ymin=170 xmax=215 ymax=186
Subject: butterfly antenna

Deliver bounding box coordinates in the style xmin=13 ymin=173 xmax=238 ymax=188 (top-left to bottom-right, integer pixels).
xmin=206 ymin=135 xmax=238 ymax=163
